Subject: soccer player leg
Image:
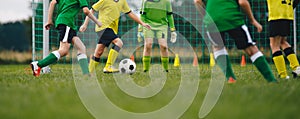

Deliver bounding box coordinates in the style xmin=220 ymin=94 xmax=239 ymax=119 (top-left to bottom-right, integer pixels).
xmin=270 ymin=37 xmax=289 ymax=79
xmin=207 ymin=31 xmax=236 ymax=81
xmin=104 ymin=38 xmax=122 ymax=73
xmin=245 ymin=46 xmax=277 ymax=82
xmin=282 ymin=43 xmax=300 ymax=77
xmin=73 ymin=36 xmax=89 ymax=75
xmin=89 ymin=44 xmax=105 ymax=73
xmin=142 ymin=28 xmax=155 ymax=72
xmin=158 ymin=30 xmax=169 ymax=72
xmin=231 ymin=25 xmax=277 ymax=82
xmin=213 ymin=47 xmax=236 ymax=81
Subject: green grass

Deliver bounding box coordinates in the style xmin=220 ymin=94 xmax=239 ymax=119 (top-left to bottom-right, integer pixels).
xmin=0 ymin=64 xmax=300 ymax=119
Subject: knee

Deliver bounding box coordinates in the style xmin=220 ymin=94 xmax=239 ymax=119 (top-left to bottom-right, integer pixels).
xmin=145 ymin=42 xmax=152 ymax=49
xmin=58 ymin=48 xmax=69 ymax=56
xmin=160 ymin=45 xmax=168 ymax=51
xmin=113 ymin=39 xmax=123 ymax=48
xmin=95 ymin=49 xmax=104 ymax=56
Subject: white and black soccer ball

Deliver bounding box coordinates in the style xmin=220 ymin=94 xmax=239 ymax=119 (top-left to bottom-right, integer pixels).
xmin=119 ymin=58 xmax=136 ymax=74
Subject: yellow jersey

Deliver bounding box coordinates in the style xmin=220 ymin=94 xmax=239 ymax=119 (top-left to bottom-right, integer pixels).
xmin=92 ymin=0 xmax=131 ymax=34
xmin=267 ymin=0 xmax=294 ymax=21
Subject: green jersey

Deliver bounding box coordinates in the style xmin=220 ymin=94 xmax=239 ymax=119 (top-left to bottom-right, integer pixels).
xmin=204 ymin=0 xmax=244 ymax=32
xmin=55 ymin=0 xmax=88 ymax=31
xmin=140 ymin=0 xmax=175 ymax=31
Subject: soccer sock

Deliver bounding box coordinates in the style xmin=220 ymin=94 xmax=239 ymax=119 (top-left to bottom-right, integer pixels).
xmin=105 ymin=49 xmax=119 ymax=68
xmin=77 ymin=53 xmax=89 ymax=75
xmin=143 ymin=56 xmax=151 ymax=71
xmin=272 ymin=51 xmax=288 ymax=78
xmin=161 ymin=57 xmax=169 ymax=71
xmin=89 ymin=56 xmax=100 ymax=73
xmin=283 ymin=47 xmax=300 ymax=70
xmin=214 ymin=48 xmax=236 ymax=80
xmin=37 ymin=51 xmax=60 ymax=68
xmin=251 ymin=52 xmax=277 ymax=82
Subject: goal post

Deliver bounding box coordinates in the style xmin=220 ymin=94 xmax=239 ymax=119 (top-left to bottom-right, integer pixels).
xmin=42 ymin=0 xmax=49 ymax=59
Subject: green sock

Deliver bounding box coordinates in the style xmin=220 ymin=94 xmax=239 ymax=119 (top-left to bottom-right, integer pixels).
xmin=253 ymin=56 xmax=277 ymax=82
xmin=143 ymin=56 xmax=151 ymax=71
xmin=216 ymin=55 xmax=236 ymax=80
xmin=37 ymin=53 xmax=58 ymax=67
xmin=78 ymin=58 xmax=89 ymax=75
xmin=161 ymin=57 xmax=169 ymax=71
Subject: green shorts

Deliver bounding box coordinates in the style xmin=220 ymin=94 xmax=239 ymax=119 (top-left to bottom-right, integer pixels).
xmin=143 ymin=26 xmax=168 ymax=39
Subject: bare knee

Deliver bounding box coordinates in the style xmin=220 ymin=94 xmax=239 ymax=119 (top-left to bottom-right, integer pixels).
xmin=160 ymin=45 xmax=168 ymax=51
xmin=112 ymin=38 xmax=123 ymax=48
xmin=244 ymin=45 xmax=259 ymax=56
xmin=144 ymin=42 xmax=152 ymax=51
xmin=58 ymin=48 xmax=69 ymax=57
xmin=95 ymin=49 xmax=104 ymax=57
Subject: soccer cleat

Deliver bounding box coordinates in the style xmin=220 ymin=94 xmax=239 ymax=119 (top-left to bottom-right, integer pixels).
xmin=30 ymin=61 xmax=41 ymax=77
xmin=103 ymin=66 xmax=119 ymax=73
xmin=227 ymin=77 xmax=236 ymax=84
xmin=292 ymin=66 xmax=300 ymax=78
xmin=279 ymin=75 xmax=290 ymax=80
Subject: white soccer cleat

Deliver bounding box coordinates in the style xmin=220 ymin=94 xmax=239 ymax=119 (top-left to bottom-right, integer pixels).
xmin=292 ymin=66 xmax=300 ymax=78
xmin=30 ymin=61 xmax=41 ymax=77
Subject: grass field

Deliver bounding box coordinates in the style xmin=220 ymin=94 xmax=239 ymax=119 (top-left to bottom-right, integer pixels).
xmin=0 ymin=64 xmax=300 ymax=119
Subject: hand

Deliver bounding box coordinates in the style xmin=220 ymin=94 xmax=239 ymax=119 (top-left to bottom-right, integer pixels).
xmin=137 ymin=32 xmax=144 ymax=42
xmin=251 ymin=19 xmax=262 ymax=33
xmin=142 ymin=23 xmax=151 ymax=30
xmin=45 ymin=21 xmax=53 ymax=30
xmin=170 ymin=31 xmax=177 ymax=43
xmin=79 ymin=25 xmax=87 ymax=32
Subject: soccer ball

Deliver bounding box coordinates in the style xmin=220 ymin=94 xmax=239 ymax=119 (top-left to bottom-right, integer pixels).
xmin=119 ymin=58 xmax=136 ymax=74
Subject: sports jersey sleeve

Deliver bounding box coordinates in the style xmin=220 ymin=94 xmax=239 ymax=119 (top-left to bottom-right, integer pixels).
xmin=166 ymin=1 xmax=175 ymax=31
xmin=122 ymin=0 xmax=131 ymax=14
xmin=92 ymin=0 xmax=104 ymax=12
xmin=78 ymin=0 xmax=88 ymax=8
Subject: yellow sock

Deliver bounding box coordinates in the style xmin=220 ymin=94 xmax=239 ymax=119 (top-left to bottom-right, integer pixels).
xmin=210 ymin=53 xmax=215 ymax=67
xmin=105 ymin=49 xmax=119 ymax=68
xmin=89 ymin=59 xmax=99 ymax=73
xmin=273 ymin=55 xmax=288 ymax=78
xmin=287 ymin=54 xmax=300 ymax=71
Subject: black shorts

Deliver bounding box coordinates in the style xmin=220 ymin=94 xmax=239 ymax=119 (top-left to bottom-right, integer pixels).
xmin=97 ymin=28 xmax=119 ymax=47
xmin=56 ymin=24 xmax=77 ymax=43
xmin=206 ymin=25 xmax=256 ymax=49
xmin=269 ymin=19 xmax=292 ymax=37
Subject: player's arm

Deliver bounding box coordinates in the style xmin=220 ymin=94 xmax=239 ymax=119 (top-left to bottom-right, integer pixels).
xmin=293 ymin=0 xmax=300 ymax=9
xmin=194 ymin=0 xmax=204 ymax=12
xmin=138 ymin=0 xmax=146 ymax=32
xmin=194 ymin=0 xmax=206 ymax=17
xmin=238 ymin=0 xmax=262 ymax=32
xmin=82 ymin=7 xmax=102 ymax=27
xmin=45 ymin=0 xmax=57 ymax=30
xmin=127 ymin=11 xmax=151 ymax=30
xmin=80 ymin=8 xmax=97 ymax=32
xmin=80 ymin=0 xmax=103 ymax=32
xmin=167 ymin=1 xmax=177 ymax=43
xmin=167 ymin=1 xmax=175 ymax=32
